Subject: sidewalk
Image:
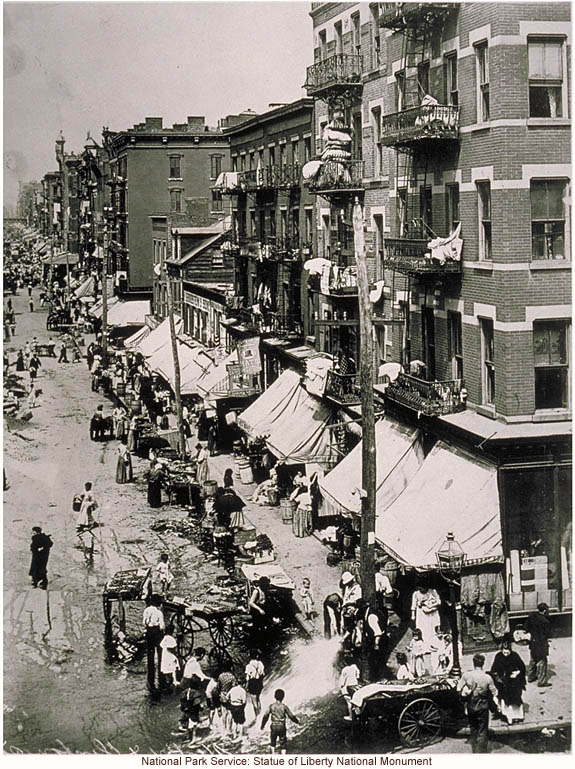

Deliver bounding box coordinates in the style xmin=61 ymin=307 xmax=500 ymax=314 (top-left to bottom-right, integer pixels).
xmin=206 ymin=449 xmax=342 ymax=633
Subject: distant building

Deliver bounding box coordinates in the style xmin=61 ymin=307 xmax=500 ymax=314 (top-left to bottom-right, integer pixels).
xmin=103 ymin=116 xmax=231 ymax=293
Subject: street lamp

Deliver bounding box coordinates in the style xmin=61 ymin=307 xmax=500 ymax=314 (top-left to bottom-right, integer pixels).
xmin=436 ymin=532 xmax=466 ymax=677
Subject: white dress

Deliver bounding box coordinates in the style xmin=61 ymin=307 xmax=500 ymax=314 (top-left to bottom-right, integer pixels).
xmin=411 ymin=589 xmax=441 ymax=644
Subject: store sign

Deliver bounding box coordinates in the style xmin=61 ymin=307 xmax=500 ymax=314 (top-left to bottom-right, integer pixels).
xmin=237 ymin=336 xmax=261 ymax=374
xmin=184 ymin=291 xmax=209 ymax=311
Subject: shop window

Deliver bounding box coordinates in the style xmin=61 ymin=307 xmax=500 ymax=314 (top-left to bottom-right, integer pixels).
xmin=448 ymin=311 xmax=463 ymax=380
xmin=533 ymin=320 xmax=570 ymax=409
xmin=169 ymin=156 xmax=181 ymax=179
xmin=477 ymin=181 xmax=492 ymax=259
xmin=531 ymin=179 xmax=568 ymax=260
xmin=475 ymin=41 xmax=490 ymax=121
xmin=502 ymin=466 xmax=572 ymax=612
xmin=480 ymin=318 xmax=495 ymax=405
xmin=528 ymin=38 xmax=564 ymax=118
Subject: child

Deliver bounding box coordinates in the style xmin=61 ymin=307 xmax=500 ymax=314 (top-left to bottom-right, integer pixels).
xmin=228 ymin=681 xmax=247 ymax=743
xmin=261 ymin=689 xmax=299 ymax=755
xmin=159 ymin=634 xmax=180 ymax=690
xmin=299 ymin=577 xmax=315 ymax=621
xmin=156 ymin=553 xmax=174 ymax=597
xmin=338 ymin=654 xmax=360 ymax=721
xmin=179 ymin=676 xmax=203 ymax=744
xmin=245 ymin=650 xmax=265 ymax=717
xmin=407 ymin=628 xmax=428 ymax=678
xmin=395 ymin=652 xmax=411 ymax=681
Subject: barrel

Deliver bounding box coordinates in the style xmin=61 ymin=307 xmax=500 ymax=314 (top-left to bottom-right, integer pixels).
xmin=234 ymin=457 xmax=243 ymax=480
xmin=202 ymin=479 xmax=218 ymax=499
xmin=268 ymin=488 xmax=279 ymax=507
xmin=238 ymin=459 xmax=253 ymax=485
xmin=280 ymin=498 xmax=296 ymax=524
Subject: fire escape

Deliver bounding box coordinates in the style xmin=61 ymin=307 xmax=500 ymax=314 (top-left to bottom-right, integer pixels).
xmin=378 ymin=2 xmax=466 ymax=418
xmin=304 ymin=51 xmax=364 ymax=405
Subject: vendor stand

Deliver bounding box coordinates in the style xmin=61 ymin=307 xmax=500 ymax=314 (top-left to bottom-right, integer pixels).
xmin=240 ymin=563 xmax=297 ymax=624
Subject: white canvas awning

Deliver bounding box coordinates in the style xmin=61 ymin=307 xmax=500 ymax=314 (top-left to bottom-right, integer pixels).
xmin=146 ymin=337 xmax=213 ymax=395
xmin=196 ymin=349 xmax=238 ymax=398
xmin=89 ymin=295 xmax=120 ymax=319
xmin=137 ymin=316 xmax=183 ymax=358
xmin=124 ymin=324 xmax=152 ymax=350
xmin=376 ymin=441 xmax=503 ymax=570
xmin=106 ymin=299 xmax=150 ymax=327
xmin=237 ymin=369 xmax=335 ymax=467
xmin=319 ymin=417 xmax=424 ymax=518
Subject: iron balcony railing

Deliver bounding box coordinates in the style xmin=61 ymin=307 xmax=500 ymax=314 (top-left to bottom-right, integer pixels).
xmin=210 ymin=372 xmax=261 ymax=399
xmin=378 ymin=3 xmax=456 ymax=30
xmin=268 ymin=312 xmax=304 ymax=337
xmin=381 ymin=105 xmax=460 ymax=147
xmin=236 ymin=235 xmax=305 ymax=261
xmin=305 ymin=54 xmax=363 ymax=97
xmin=385 ymin=373 xmax=466 ymax=417
xmin=307 ymin=159 xmax=364 ymax=195
xmin=384 ymin=237 xmax=461 ymax=275
xmin=240 ymin=164 xmax=301 ymax=191
xmin=324 ymin=369 xmax=361 ymax=405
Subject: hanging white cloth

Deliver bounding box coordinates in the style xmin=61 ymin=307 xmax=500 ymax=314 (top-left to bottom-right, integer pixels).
xmin=304 ymin=257 xmax=332 ymax=276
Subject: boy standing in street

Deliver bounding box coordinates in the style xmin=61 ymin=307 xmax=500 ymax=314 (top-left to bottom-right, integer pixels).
xmin=261 ymin=688 xmax=299 ymax=754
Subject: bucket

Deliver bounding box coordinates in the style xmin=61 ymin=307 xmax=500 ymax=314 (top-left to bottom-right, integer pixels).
xmin=280 ymin=498 xmax=296 ymax=524
xmin=238 ymin=459 xmax=253 ymax=485
xmin=202 ymin=479 xmax=218 ymax=499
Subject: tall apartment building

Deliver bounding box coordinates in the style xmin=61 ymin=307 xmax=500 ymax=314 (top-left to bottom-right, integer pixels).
xmin=218 ymin=99 xmax=317 ymax=384
xmin=102 ymin=116 xmax=230 ymax=294
xmin=306 ymin=2 xmax=571 ymax=627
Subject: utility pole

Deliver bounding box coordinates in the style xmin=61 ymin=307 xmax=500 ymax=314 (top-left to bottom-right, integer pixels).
xmin=102 ymin=219 xmax=109 ymax=363
xmin=352 ymin=197 xmax=377 ymax=682
xmin=165 ymin=267 xmax=186 ymax=458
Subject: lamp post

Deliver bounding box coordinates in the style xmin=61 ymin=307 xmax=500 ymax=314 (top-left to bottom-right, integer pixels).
xmin=436 ymin=532 xmax=466 ymax=677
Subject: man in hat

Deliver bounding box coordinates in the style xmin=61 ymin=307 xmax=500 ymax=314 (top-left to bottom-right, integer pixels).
xmin=29 ymin=526 xmax=53 ymax=589
xmin=524 ymin=602 xmax=552 ymax=687
xmin=341 ymin=571 xmax=362 ymax=634
xmin=250 ymin=576 xmax=271 ymax=634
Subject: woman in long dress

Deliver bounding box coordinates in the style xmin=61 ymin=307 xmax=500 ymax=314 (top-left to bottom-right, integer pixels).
xmin=116 ymin=439 xmax=133 ymax=484
xmin=410 ymin=584 xmax=441 ymax=644
xmin=195 ymin=443 xmax=209 ymax=485
xmin=147 ymin=462 xmax=164 ymax=508
xmin=490 ymin=639 xmax=526 ymax=724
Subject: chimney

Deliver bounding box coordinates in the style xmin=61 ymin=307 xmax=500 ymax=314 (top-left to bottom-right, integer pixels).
xmin=144 ymin=117 xmax=163 ymax=131
xmin=187 ymin=116 xmax=205 ymax=131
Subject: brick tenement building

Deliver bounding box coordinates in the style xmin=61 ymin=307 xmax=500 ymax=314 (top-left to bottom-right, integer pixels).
xmin=306 ymin=2 xmax=571 ymax=634
xmin=102 ymin=116 xmax=230 ymax=293
xmin=218 ymin=99 xmax=317 ymax=385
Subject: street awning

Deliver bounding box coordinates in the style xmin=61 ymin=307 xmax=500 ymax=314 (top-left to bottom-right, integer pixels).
xmin=146 ymin=337 xmax=213 ymax=395
xmin=237 ymin=368 xmax=336 ymax=467
xmin=42 ymin=251 xmax=79 ymax=266
xmin=319 ymin=417 xmax=424 ymax=518
xmin=34 ymin=241 xmax=49 ymax=255
xmin=138 ymin=316 xmax=183 ymax=358
xmin=106 ymin=299 xmax=150 ymax=327
xmin=376 ymin=441 xmax=503 ymax=570
xmin=89 ymin=295 xmax=120 ymax=319
xmin=124 ymin=324 xmax=152 ymax=350
xmin=74 ymin=276 xmax=96 ymax=299
xmin=196 ymin=349 xmax=238 ymax=399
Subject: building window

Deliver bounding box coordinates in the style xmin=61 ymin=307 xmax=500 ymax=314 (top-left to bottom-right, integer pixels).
xmin=269 ymin=209 xmax=276 ymax=238
xmin=370 ymin=3 xmax=380 ymax=69
xmin=446 ymin=183 xmax=460 ymax=233
xmin=240 ymin=154 xmax=246 ymax=172
xmin=249 ymin=152 xmax=255 ymax=171
xmin=371 ymin=107 xmax=382 ymax=177
xmin=417 ymin=61 xmax=430 ymax=98
xmin=269 ymin=146 xmax=276 ymax=166
xmin=373 ymin=214 xmax=384 ymax=281
xmin=531 ymin=179 xmax=568 ymax=260
xmin=396 ymin=71 xmax=406 ymax=112
xmin=304 ymin=208 xmax=313 ymax=243
xmin=211 ymin=190 xmax=223 ymax=212
xmin=528 ymin=38 xmax=564 ymax=118
xmin=212 ymin=248 xmax=224 ymax=268
xmin=170 ymin=189 xmax=182 ymax=213
xmin=249 ymin=210 xmax=256 ymax=236
xmin=445 ymin=53 xmax=458 ymax=106
xmin=280 ymin=209 xmax=288 ymax=238
xmin=477 ymin=181 xmax=492 ymax=259
xmin=397 ymin=187 xmax=408 ymax=236
xmin=475 ymin=41 xmax=490 ymax=121
xmin=352 ymin=113 xmax=363 ymax=160
xmin=232 ymin=156 xmax=238 ymax=172
xmin=420 ymin=186 xmax=432 ymax=234
xmin=480 ymin=318 xmax=495 ymax=405
xmin=533 ymin=320 xmax=570 ymax=409
xmin=304 ymin=136 xmax=312 ymax=163
xmin=335 ymin=21 xmax=343 ymax=55
xmin=292 ymin=208 xmax=300 ymax=240
xmin=421 ymin=306 xmax=436 ymax=381
xmin=292 ymin=140 xmax=299 ymax=167
xmin=448 ymin=311 xmax=463 ymax=380
xmin=352 ymin=11 xmax=361 ymax=54
xmin=279 ymin=144 xmax=287 ymax=167
xmin=318 ymin=29 xmax=327 ymax=60
xmin=169 ymin=156 xmax=181 ymax=179
xmin=211 ymin=155 xmax=222 ymax=179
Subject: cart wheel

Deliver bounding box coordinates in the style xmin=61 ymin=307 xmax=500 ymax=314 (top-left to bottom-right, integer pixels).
xmin=176 ymin=615 xmax=195 ymax=661
xmin=208 ymin=645 xmax=234 ymax=669
xmin=208 ymin=615 xmax=234 ymax=648
xmin=397 ymin=697 xmax=442 ymax=747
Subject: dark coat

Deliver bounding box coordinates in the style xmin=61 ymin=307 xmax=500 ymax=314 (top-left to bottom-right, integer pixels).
xmin=524 ymin=611 xmax=551 ymax=660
